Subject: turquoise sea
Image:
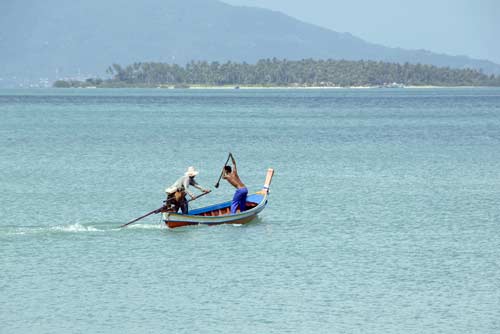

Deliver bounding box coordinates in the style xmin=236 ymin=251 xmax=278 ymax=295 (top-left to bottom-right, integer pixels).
xmin=1 ymin=88 xmax=499 ymax=333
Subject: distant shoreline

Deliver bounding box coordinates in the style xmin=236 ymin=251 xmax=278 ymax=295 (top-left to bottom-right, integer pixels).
xmin=69 ymin=84 xmax=492 ymax=90
xmin=52 ymin=59 xmax=500 ymax=88
xmin=180 ymin=85 xmax=482 ymax=89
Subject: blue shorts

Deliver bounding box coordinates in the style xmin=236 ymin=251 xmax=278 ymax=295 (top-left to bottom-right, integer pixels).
xmin=231 ymin=187 xmax=248 ymax=214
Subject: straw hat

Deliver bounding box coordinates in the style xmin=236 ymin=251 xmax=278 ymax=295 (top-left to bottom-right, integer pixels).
xmin=185 ymin=166 xmax=199 ymax=177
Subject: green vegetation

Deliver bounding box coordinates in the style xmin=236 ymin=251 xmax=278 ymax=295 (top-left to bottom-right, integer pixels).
xmin=54 ymin=58 xmax=500 ymax=88
xmin=53 ymin=78 xmax=103 ymax=88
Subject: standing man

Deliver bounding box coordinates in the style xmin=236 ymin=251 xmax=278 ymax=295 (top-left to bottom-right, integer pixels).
xmin=165 ymin=166 xmax=210 ymax=214
xmin=222 ymin=155 xmax=248 ymax=214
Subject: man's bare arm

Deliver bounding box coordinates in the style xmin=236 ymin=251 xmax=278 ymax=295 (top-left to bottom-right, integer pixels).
xmin=231 ymin=155 xmax=237 ymax=173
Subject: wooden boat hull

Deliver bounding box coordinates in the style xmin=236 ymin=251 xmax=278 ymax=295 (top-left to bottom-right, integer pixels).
xmin=162 ymin=169 xmax=274 ymax=229
xmin=163 ymin=192 xmax=267 ymax=228
xmin=165 ymin=209 xmax=261 ymax=228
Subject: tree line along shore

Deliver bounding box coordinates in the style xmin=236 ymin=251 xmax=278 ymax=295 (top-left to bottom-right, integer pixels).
xmin=53 ymin=58 xmax=500 ymax=88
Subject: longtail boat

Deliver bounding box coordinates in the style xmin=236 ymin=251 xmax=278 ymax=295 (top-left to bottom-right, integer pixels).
xmin=162 ymin=168 xmax=274 ymax=228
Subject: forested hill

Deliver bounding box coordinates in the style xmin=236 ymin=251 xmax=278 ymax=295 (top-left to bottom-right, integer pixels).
xmin=54 ymin=59 xmax=500 ymax=88
xmin=2 ymin=0 xmax=500 ymax=88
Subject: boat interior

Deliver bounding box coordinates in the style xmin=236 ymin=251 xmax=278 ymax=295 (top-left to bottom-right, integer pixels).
xmin=189 ymin=193 xmax=263 ymax=217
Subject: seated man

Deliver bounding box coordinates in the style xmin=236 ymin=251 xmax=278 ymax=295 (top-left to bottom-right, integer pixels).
xmin=165 ymin=166 xmax=210 ymax=214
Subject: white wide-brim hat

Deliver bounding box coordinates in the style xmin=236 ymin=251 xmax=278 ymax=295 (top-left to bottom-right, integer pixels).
xmin=185 ymin=166 xmax=199 ymax=177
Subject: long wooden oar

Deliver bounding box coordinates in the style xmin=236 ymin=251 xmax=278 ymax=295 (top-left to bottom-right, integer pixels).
xmin=120 ymin=206 xmax=164 ymax=228
xmin=189 ymin=189 xmax=211 ymax=201
xmin=120 ymin=190 xmax=212 ymax=228
xmin=214 ymin=153 xmax=232 ymax=188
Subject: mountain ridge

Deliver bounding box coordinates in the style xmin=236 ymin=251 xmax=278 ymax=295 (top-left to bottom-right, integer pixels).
xmin=1 ymin=0 xmax=499 ymax=87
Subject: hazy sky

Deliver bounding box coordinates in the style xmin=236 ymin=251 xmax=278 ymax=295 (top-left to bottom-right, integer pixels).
xmin=222 ymin=0 xmax=500 ymax=64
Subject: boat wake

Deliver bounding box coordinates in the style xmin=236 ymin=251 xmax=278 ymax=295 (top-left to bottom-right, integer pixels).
xmin=0 ymin=222 xmax=164 ymax=236
xmin=123 ymin=223 xmax=164 ymax=230
xmin=51 ymin=223 xmax=101 ymax=233
xmin=1 ymin=217 xmax=261 ymax=237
